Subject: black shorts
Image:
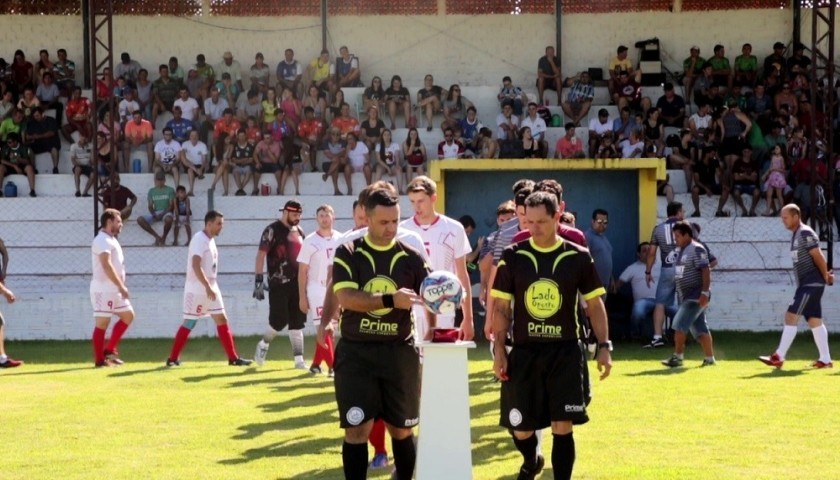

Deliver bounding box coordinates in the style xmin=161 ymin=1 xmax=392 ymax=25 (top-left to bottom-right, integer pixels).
xmin=258 ymin=163 xmax=280 ymax=174
xmin=268 ymin=281 xmax=306 ymax=331
xmin=31 ymin=139 xmax=61 ymax=154
xmin=788 ymin=285 xmax=824 ymax=319
xmin=334 ymin=340 xmax=420 ymax=429
xmin=75 ymin=165 xmax=93 ymax=177
xmin=718 ymin=137 xmax=743 ymax=157
xmin=500 ymin=341 xmax=591 ymax=431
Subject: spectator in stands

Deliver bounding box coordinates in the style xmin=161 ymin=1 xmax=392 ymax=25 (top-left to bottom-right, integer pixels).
xmin=173 ymin=86 xmax=199 ymax=123
xmin=688 ymin=101 xmax=712 ymax=143
xmin=596 ymin=132 xmax=619 ymax=159
xmin=306 ymin=49 xmax=332 ymax=94
xmin=253 ymin=130 xmax=282 ymax=195
xmin=118 ymin=87 xmax=140 ymax=125
xmin=733 ymin=43 xmax=758 ymax=88
xmin=790 ymin=143 xmax=827 ymax=223
xmin=459 ymin=106 xmax=484 ymax=154
xmin=655 ymin=82 xmax=686 ymax=128
xmin=608 ymin=45 xmax=633 ymax=99
xmin=180 ymin=129 xmax=208 ymax=197
xmin=497 ymin=76 xmax=527 ymax=116
xmin=417 ymin=74 xmax=445 ymax=132
xmin=276 ymin=49 xmax=303 ymax=100
xmin=134 ymin=68 xmax=152 ymax=119
xmin=35 ymin=50 xmax=54 ymax=86
xmin=17 ymin=87 xmax=40 ymax=119
xmin=536 ymin=46 xmax=561 ymax=105
xmin=235 ymin=88 xmax=264 ymax=124
xmin=24 ymin=107 xmax=61 ymax=173
xmin=443 ymin=84 xmax=473 ymax=131
xmin=330 ymin=102 xmax=360 ymax=140
xmin=561 ymin=71 xmax=594 ymax=127
xmin=619 ymin=128 xmax=645 ymax=159
xmin=216 ymin=52 xmax=244 ymax=94
xmin=201 ymin=86 xmax=228 ymax=153
xmin=151 ymin=64 xmax=180 ymax=126
xmin=321 ymin=127 xmax=348 ymax=195
xmin=138 ymin=171 xmax=175 ymax=246
xmin=0 ymin=108 xmax=25 ymax=142
xmin=746 ymin=84 xmax=772 ymax=122
xmin=613 ymin=106 xmax=637 ymax=142
xmin=585 ymin=208 xmax=614 ymax=295
xmin=216 ymin=72 xmax=239 ymax=110
xmin=363 ymin=76 xmax=386 ymax=116
xmin=302 ymin=84 xmax=327 ymax=123
xmin=166 ymin=106 xmax=194 ymax=144
xmin=641 ymin=108 xmax=665 ymax=156
xmin=477 ymin=127 xmax=498 ymax=159
xmin=403 ymin=127 xmax=427 ymax=179
xmin=764 ymin=42 xmax=787 ymax=80
xmin=708 ymin=44 xmax=732 ymax=90
xmin=166 ymin=57 xmax=184 ymax=84
xmin=787 ymin=43 xmax=811 ymax=79
xmin=327 ymin=89 xmax=345 ymax=123
xmin=187 ymin=69 xmax=206 ymax=104
xmin=724 ymin=84 xmax=748 ymax=112
xmin=373 ymin=128 xmax=405 ymax=194
xmin=496 ymin=101 xmax=520 ymax=142
xmin=517 ymin=126 xmax=541 ymax=159
xmin=62 ymin=86 xmax=92 ymax=142
xmin=226 ymin=128 xmax=255 ymax=196
xmin=668 ymin=129 xmax=696 ymax=193
xmin=761 ymin=144 xmax=788 ymax=216
xmin=0 ymin=132 xmax=36 ymax=197
xmin=297 ymin=106 xmax=324 ymax=172
xmin=9 ymin=51 xmax=32 ymax=98
xmin=123 ymin=110 xmax=154 ymax=173
xmin=616 ymin=241 xmax=673 ymax=339
xmin=763 ymin=122 xmax=787 ymax=151
xmin=249 ymin=52 xmax=270 ymax=94
xmin=194 ymin=54 xmax=215 ymax=99
xmin=0 ymin=92 xmax=13 ymax=121
xmin=554 ymin=122 xmax=585 ymax=158
xmin=70 ymin=133 xmax=94 ymax=197
xmin=172 ymin=185 xmax=191 ymax=246
xmin=97 ymin=109 xmax=121 ymax=145
xmin=716 ymin=98 xmax=751 ymax=171
xmin=115 ymin=52 xmax=141 ymax=87
xmin=438 ymin=127 xmax=466 ymax=160
xmin=730 ymin=147 xmax=761 ymax=217
xmin=265 ymin=109 xmax=295 ymax=168
xmin=211 ymin=108 xmax=241 ymax=176
xmin=35 ymin=72 xmax=62 ymax=125
xmin=613 ymin=69 xmax=648 ymax=114
xmin=692 ymin=62 xmax=715 ymax=107
xmin=333 ymin=46 xmax=362 ymax=94
xmin=278 ymin=134 xmax=302 ymax=197
xmin=153 ymin=126 xmax=183 ymax=186
xmin=360 ymin=105 xmax=385 ymax=149
xmin=588 ymin=108 xmax=613 ymax=157
xmin=520 ymin=102 xmax=547 ymax=155
xmin=692 ymin=146 xmax=729 ymax=217
xmin=344 ymin=132 xmax=370 ymax=194
xmin=98 ymin=173 xmax=137 ymax=219
xmin=385 ymin=75 xmax=411 ymax=129
xmin=774 ymin=83 xmax=798 ymax=116
xmin=53 ymin=48 xmax=76 ymax=96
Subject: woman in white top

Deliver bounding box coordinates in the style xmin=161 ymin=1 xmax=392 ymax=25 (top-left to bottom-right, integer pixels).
xmin=372 ymin=129 xmax=405 ymax=194
xmin=344 ymin=133 xmax=371 ymax=195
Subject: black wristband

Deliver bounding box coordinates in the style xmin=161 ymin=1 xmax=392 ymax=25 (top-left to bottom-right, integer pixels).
xmin=255 ymin=273 xmax=263 ymax=285
xmin=382 ymin=294 xmax=395 ymax=309
xmin=645 ymin=271 xmax=651 ymax=275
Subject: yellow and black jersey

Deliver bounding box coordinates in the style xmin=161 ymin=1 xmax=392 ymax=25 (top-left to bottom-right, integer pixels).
xmin=333 ymin=235 xmax=429 ymax=343
xmin=491 ymin=238 xmax=605 ymax=344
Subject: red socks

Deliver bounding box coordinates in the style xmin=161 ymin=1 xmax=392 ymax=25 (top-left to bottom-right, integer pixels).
xmin=92 ymin=327 xmax=106 ymax=363
xmin=311 ymin=334 xmax=335 ymax=368
xmin=169 ymin=326 xmax=192 ymax=361
xmin=106 ymin=320 xmax=129 ymax=353
xmin=369 ymin=419 xmax=388 ymax=455
xmin=216 ymin=324 xmax=238 ymax=361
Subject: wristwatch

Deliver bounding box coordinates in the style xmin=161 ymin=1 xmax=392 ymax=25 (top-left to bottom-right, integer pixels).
xmin=597 ymin=341 xmax=613 ymax=352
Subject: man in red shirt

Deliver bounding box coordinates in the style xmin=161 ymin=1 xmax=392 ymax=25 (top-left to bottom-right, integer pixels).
xmin=554 ymin=123 xmax=585 ymax=159
xmin=62 ymin=86 xmax=92 ymax=141
xmin=122 ymin=110 xmax=154 ymax=172
xmin=212 ymin=107 xmax=241 ymax=171
xmin=297 ymin=106 xmax=323 ymax=171
xmin=330 ymin=102 xmax=360 ymax=140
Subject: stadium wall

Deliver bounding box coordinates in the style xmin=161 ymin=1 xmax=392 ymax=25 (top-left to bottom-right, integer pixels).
xmin=0 ymin=9 xmax=805 ymax=88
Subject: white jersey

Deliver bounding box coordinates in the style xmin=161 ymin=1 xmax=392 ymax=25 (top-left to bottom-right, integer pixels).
xmin=91 ymin=231 xmax=125 ymax=293
xmin=297 ymin=230 xmax=340 ymax=287
xmin=330 ymin=227 xmax=429 ymax=265
xmin=399 ymin=215 xmax=471 ymax=273
xmin=154 ymin=139 xmax=182 ymax=165
xmin=185 ymin=230 xmax=218 ymax=290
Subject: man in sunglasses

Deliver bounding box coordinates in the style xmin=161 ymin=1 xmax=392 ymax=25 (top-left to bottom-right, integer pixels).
xmin=584 ymin=209 xmax=614 ymax=298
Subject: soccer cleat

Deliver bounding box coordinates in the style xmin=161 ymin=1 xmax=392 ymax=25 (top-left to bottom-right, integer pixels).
xmin=294 ymin=360 xmax=308 ymax=370
xmin=165 ymin=358 xmax=181 ymax=367
xmin=661 ymin=355 xmax=684 ymax=368
xmin=516 ymin=454 xmax=545 ymax=480
xmin=812 ymin=360 xmax=834 ymax=369
xmin=0 ymin=357 xmax=23 ymax=368
xmin=369 ymin=453 xmax=390 ymax=470
xmin=643 ymin=337 xmax=665 ymax=349
xmin=309 ymin=365 xmax=322 ymax=375
xmin=700 ymin=359 xmax=716 ymax=367
xmin=254 ymin=341 xmax=269 ymax=367
xmin=104 ymin=350 xmax=124 ymax=366
xmin=758 ymin=353 xmax=784 ymax=369
xmin=95 ymin=359 xmax=114 ymax=368
xmin=328 ymin=368 xmax=335 ymax=378
xmin=229 ymin=357 xmax=253 ymax=367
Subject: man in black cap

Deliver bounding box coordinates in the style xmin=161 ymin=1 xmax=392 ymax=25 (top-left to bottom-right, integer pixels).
xmin=763 ymin=42 xmax=787 ymax=80
xmin=253 ymin=200 xmax=308 ymax=368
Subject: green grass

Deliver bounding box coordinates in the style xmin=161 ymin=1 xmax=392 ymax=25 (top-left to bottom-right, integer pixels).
xmin=3 ymin=332 xmax=840 ymax=480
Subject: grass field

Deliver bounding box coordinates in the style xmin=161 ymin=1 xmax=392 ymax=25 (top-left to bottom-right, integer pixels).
xmin=3 ymin=332 xmax=840 ymax=480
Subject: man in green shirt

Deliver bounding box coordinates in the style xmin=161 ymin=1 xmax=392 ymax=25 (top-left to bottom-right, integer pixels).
xmin=733 ymin=43 xmax=758 ymax=87
xmin=0 ymin=132 xmax=37 ymax=197
xmin=708 ymin=44 xmax=733 ymax=90
xmin=682 ymin=46 xmax=705 ymax=105
xmin=0 ymin=109 xmax=25 ymax=142
xmin=138 ymin=171 xmax=175 ymax=246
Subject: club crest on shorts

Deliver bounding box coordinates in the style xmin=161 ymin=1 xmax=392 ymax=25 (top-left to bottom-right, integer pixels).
xmin=346 ymin=406 xmax=365 ymax=426
xmin=509 ymin=408 xmax=523 ymax=427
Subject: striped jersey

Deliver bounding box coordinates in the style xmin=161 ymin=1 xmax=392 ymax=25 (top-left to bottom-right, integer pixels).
xmin=674 ymin=240 xmax=710 ymax=302
xmin=650 ymin=218 xmax=681 ymax=268
xmin=790 ymin=224 xmax=825 ymax=287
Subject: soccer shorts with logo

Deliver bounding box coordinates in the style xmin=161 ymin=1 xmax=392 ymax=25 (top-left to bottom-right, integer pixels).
xmin=268 ymin=282 xmax=306 ymax=331
xmin=182 ymin=285 xmax=226 ymax=320
xmin=500 ymin=341 xmax=590 ymax=431
xmin=90 ymin=291 xmax=133 ymax=318
xmin=306 ymin=284 xmax=327 ymax=324
xmin=788 ymin=285 xmax=824 ymax=319
xmin=334 ymin=340 xmax=420 ymax=429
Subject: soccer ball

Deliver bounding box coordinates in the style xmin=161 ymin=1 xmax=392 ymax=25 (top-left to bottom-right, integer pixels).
xmin=420 ymin=270 xmax=464 ymax=315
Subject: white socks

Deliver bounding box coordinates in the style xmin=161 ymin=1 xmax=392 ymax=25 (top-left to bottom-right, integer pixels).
xmin=776 ymin=325 xmax=798 ymax=360
xmin=289 ymin=329 xmax=304 ymax=357
xmin=262 ymin=327 xmax=279 ymax=344
xmin=811 ymin=324 xmax=832 ymax=363
xmin=535 ymin=429 xmax=543 ymax=456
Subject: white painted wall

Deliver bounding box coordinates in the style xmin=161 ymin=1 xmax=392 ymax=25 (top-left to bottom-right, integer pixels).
xmin=0 ymin=8 xmax=822 ymax=91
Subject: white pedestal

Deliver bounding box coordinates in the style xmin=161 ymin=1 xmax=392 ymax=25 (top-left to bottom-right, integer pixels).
xmin=416 ymin=341 xmax=476 ymax=480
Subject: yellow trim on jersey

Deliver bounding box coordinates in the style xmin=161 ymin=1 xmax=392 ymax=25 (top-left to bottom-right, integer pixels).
xmin=334 ymin=258 xmax=353 ymax=278
xmin=363 ymin=234 xmax=396 ymax=251
xmin=497 ymin=259 xmax=506 ymax=268
xmin=581 ymin=287 xmax=607 ymax=301
xmin=552 ymin=251 xmax=578 ymax=274
xmin=390 ymin=251 xmax=408 ymax=274
xmin=333 ymin=281 xmax=359 ymax=292
xmin=516 ymin=250 xmax=538 ymax=272
xmin=359 ymin=248 xmax=376 ymax=272
xmin=529 ymin=237 xmax=564 ymax=253
xmin=490 ymin=289 xmax=513 ymax=301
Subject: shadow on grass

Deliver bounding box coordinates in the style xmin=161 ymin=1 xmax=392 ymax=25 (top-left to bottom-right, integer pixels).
xmin=2 ymin=366 xmax=92 ymax=376
xmin=740 ymin=369 xmax=805 ymax=379
xmin=108 ymin=365 xmax=169 ymax=377
xmin=281 ymin=467 xmax=345 ymax=479
xmin=625 ymin=367 xmax=689 ymax=377
xmin=180 ymin=367 xmax=271 ymax=383
xmin=258 ymin=391 xmax=335 ymax=412
xmin=219 ymin=436 xmax=339 ymax=466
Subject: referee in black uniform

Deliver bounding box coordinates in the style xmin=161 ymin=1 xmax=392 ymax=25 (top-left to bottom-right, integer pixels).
xmin=331 ymin=187 xmax=430 ymax=480
xmin=491 ymin=191 xmax=612 ymax=480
